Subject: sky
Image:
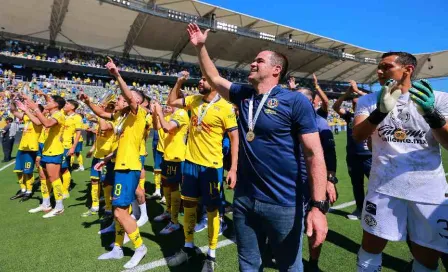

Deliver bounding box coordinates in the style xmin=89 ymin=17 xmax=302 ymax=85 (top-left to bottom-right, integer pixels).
xmin=205 ymin=0 xmax=448 ymax=92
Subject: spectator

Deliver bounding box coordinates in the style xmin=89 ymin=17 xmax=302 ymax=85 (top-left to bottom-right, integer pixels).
xmin=1 ymin=117 xmax=18 ymax=162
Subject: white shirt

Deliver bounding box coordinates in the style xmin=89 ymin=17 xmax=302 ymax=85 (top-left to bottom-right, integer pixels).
xmin=356 ymin=91 xmax=448 ymax=204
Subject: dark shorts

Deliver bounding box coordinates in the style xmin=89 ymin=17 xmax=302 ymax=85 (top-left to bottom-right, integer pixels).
xmin=90 ymin=157 xmax=103 ymax=180
xmin=154 ymin=150 xmax=163 ymax=171
xmin=14 ymin=150 xmax=37 ymax=174
xmin=140 ymin=155 xmax=146 ymax=170
xmin=161 ymin=160 xmax=183 ymax=185
xmin=181 ymin=160 xmax=223 ymax=207
xmin=75 ymin=142 xmax=83 ymax=153
xmin=112 ymin=170 xmax=140 ymax=207
xmin=40 ymin=154 xmax=63 ymax=169
xmin=61 ymin=148 xmax=71 ymax=170
xmin=37 ymin=143 xmax=44 ymax=157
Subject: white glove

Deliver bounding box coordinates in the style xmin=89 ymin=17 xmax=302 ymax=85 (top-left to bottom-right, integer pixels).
xmin=378 ymin=79 xmax=401 ymax=113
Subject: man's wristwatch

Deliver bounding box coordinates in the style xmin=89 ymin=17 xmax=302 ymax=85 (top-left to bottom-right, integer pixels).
xmin=328 ymin=175 xmax=338 ymax=184
xmin=309 ymin=200 xmax=330 ymax=214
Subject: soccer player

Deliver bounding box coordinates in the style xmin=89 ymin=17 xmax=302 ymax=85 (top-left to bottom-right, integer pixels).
xmin=353 ymin=52 xmax=448 ymax=271
xmin=152 ymin=91 xmax=189 ymax=235
xmin=167 ymin=72 xmax=238 ymax=270
xmin=149 ymin=112 xmax=168 ymax=200
xmin=93 ymin=57 xmax=147 ymax=269
xmin=61 ymin=100 xmax=83 ymax=199
xmin=82 ymin=102 xmax=116 ymax=217
xmin=186 ymin=23 xmax=328 ymax=271
xmin=333 ymin=81 xmax=371 ymax=220
xmin=72 ymin=119 xmax=86 ymax=171
xmin=20 ymin=95 xmax=67 ymax=218
xmin=9 ymin=102 xmax=43 ymax=202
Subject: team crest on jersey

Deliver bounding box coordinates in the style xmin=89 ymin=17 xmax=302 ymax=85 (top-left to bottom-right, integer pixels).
xmin=267 ymin=98 xmax=279 ymax=109
xmin=364 ymin=214 xmax=377 ymax=227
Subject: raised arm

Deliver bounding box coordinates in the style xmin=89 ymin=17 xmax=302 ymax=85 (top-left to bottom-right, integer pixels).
xmin=349 ymin=80 xmax=367 ymax=96
xmin=332 ymin=89 xmax=351 ymax=116
xmin=167 ymin=72 xmax=188 ymax=108
xmin=154 ymin=103 xmax=178 ymax=133
xmin=187 ymin=24 xmax=232 ymax=100
xmin=15 ymin=101 xmax=42 ymax=126
xmin=79 ymin=94 xmax=113 ymax=120
xmin=105 ymin=57 xmax=138 ymax=114
xmin=313 ymin=73 xmax=329 ymax=113
xmin=25 ymin=102 xmax=58 ymax=128
xmin=9 ymin=101 xmax=25 ymax=120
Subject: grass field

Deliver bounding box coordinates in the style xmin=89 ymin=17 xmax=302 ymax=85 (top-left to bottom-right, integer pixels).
xmin=0 ymin=132 xmax=447 ymax=272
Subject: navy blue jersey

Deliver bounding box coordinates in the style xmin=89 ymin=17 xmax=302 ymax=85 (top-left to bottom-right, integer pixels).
xmin=230 ymin=84 xmax=318 ymax=207
xmin=342 ymin=112 xmax=371 ymax=156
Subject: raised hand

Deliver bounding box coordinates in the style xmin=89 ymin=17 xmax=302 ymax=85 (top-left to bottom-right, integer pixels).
xmin=312 ymin=73 xmax=319 ymax=86
xmin=409 ymin=79 xmax=435 ymax=115
xmin=288 ymin=76 xmax=297 ymax=89
xmin=186 ymin=23 xmax=210 ymax=48
xmin=105 ymin=57 xmax=120 ymax=77
xmin=178 ymin=71 xmax=190 ymax=82
xmin=377 ymin=79 xmax=401 ymax=113
xmin=15 ymin=101 xmax=28 ymax=112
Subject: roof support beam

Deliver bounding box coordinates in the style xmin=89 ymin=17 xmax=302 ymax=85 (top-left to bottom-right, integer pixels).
xmin=49 ymin=0 xmax=70 ymax=42
xmin=123 ymin=1 xmax=153 ymax=57
xmin=413 ymin=54 xmax=431 ymax=79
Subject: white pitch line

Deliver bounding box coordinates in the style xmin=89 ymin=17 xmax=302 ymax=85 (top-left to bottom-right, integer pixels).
xmin=124 ymin=200 xmax=357 ymax=272
xmin=0 ymin=160 xmax=15 ymax=172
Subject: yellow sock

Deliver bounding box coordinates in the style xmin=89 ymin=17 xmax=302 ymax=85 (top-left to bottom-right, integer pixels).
xmin=47 ymin=179 xmax=52 ymax=194
xmin=41 ymin=179 xmax=49 ymax=199
xmin=70 ymin=156 xmax=74 ymax=167
xmin=78 ymin=154 xmax=84 ymax=166
xmin=91 ymin=183 xmax=99 ymax=209
xmin=183 ymin=206 xmax=197 ymax=243
xmin=104 ymin=185 xmax=112 ymax=211
xmin=207 ymin=209 xmax=220 ymax=250
xmin=25 ymin=175 xmax=34 ymax=192
xmin=62 ymin=171 xmax=71 ymax=195
xmin=17 ymin=173 xmax=25 ymax=191
xmin=154 ymin=171 xmax=161 ymax=190
xmin=114 ymin=219 xmax=125 ymax=247
xmin=171 ymin=190 xmax=181 ymax=224
xmin=51 ymin=178 xmax=63 ymax=200
xmin=128 ymin=228 xmax=143 ymax=249
xmin=163 ymin=186 xmax=171 ymax=213
xmin=139 ymin=178 xmax=145 ymax=190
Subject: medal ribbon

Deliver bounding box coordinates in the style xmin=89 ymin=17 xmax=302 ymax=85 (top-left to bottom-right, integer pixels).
xmin=197 ymin=94 xmax=220 ymax=126
xmin=248 ymin=86 xmax=276 ymax=132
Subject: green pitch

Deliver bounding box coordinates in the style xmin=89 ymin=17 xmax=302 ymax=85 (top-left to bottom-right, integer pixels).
xmin=0 ymin=132 xmax=446 ymax=272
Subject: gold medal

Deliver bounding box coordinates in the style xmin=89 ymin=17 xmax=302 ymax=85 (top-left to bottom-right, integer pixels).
xmin=196 ymin=125 xmax=203 ymax=132
xmin=246 ymin=131 xmax=255 ymax=142
xmin=394 ymin=129 xmax=407 ymax=140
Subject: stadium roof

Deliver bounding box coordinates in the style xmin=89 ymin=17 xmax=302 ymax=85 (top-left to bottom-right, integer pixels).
xmin=1 ymin=0 xmax=447 ymax=84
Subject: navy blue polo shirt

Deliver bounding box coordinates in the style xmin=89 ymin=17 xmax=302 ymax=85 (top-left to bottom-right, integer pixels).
xmin=229 ymin=84 xmax=318 ymax=207
xmin=341 ymin=112 xmax=371 ymax=156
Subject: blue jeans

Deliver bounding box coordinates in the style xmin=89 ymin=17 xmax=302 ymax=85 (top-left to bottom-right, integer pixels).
xmin=233 ymin=195 xmax=304 ymax=272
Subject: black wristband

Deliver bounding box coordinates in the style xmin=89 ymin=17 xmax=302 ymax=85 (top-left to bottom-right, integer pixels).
xmin=367 ymin=108 xmax=388 ymax=125
xmin=424 ymin=109 xmax=446 ymax=129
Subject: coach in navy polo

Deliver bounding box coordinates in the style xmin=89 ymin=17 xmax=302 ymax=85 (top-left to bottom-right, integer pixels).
xmin=187 ymin=23 xmax=328 ymax=271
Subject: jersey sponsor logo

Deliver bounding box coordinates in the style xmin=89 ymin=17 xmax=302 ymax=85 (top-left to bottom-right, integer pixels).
xmin=267 ymin=98 xmax=279 ymax=109
xmin=364 ymin=214 xmax=377 ymax=227
xmin=264 ymin=109 xmax=277 ymax=115
xmin=377 ymin=125 xmax=427 ymax=145
xmin=437 ymin=219 xmax=448 ymax=239
xmin=365 ymin=201 xmax=377 ymax=215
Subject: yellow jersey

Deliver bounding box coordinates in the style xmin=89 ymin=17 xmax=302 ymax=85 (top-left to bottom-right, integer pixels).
xmin=156 ymin=113 xmax=171 ymax=153
xmin=139 ymin=113 xmax=153 ymax=156
xmin=43 ymin=110 xmax=65 ymax=156
xmin=38 ymin=127 xmax=49 ymax=144
xmin=184 ymin=95 xmax=237 ymax=168
xmin=62 ymin=113 xmax=83 ymax=149
xmin=163 ymin=109 xmax=189 ymax=162
xmin=94 ymin=120 xmax=116 ymax=159
xmin=18 ymin=115 xmax=42 ymax=151
xmin=114 ymin=107 xmax=147 ymax=171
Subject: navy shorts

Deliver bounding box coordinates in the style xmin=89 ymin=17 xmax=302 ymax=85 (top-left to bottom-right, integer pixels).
xmin=14 ymin=150 xmax=37 ymax=174
xmin=40 ymin=154 xmax=63 ymax=169
xmin=37 ymin=143 xmax=44 ymax=157
xmin=154 ymin=150 xmax=163 ymax=171
xmin=61 ymin=148 xmax=71 ymax=170
xmin=181 ymin=160 xmax=223 ymax=207
xmin=112 ymin=170 xmax=140 ymax=207
xmin=161 ymin=160 xmax=183 ymax=185
xmin=75 ymin=142 xmax=83 ymax=153
xmin=90 ymin=157 xmax=103 ymax=180
xmin=104 ymin=161 xmax=115 ymax=186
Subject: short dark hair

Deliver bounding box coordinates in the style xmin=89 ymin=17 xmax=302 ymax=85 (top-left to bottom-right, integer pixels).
xmin=51 ymin=95 xmax=66 ymax=110
xmin=381 ymin=52 xmax=417 ymax=70
xmin=6 ymin=117 xmax=13 ymax=122
xmin=296 ymin=87 xmax=315 ymax=100
xmin=38 ymin=104 xmax=44 ymax=112
xmin=269 ymin=51 xmax=289 ymax=81
xmin=66 ymin=99 xmax=79 ymax=110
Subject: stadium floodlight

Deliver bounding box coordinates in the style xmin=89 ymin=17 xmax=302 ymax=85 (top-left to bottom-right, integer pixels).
xmin=364 ymin=57 xmax=377 ymax=64
xmin=342 ymin=52 xmax=355 ymax=60
xmin=168 ymin=9 xmax=198 ymax=23
xmin=259 ymin=32 xmax=276 ymax=42
xmin=216 ymin=21 xmax=238 ymax=33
